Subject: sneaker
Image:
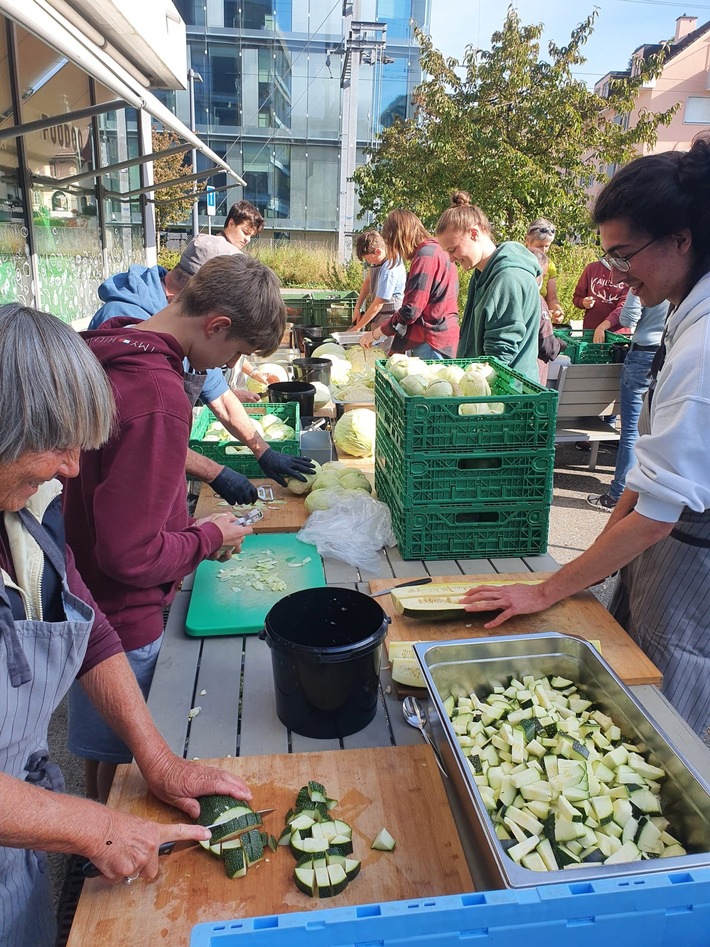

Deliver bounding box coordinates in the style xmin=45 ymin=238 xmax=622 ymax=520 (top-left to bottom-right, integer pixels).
xmin=575 ymin=441 xmax=591 ymax=452
xmin=587 ymin=493 xmax=616 ymax=511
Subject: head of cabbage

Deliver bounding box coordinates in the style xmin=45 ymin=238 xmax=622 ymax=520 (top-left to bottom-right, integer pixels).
xmin=311 ymin=342 xmax=348 ymax=361
xmin=333 ymin=408 xmax=376 ymax=457
xmin=424 ymin=380 xmax=454 ymax=398
xmin=460 ymin=372 xmax=492 ymax=398
xmin=400 ymin=374 xmax=428 ymax=397
xmin=286 ymin=460 xmax=322 ymax=495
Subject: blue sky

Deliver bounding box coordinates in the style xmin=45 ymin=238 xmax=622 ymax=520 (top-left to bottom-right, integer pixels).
xmin=428 ymin=0 xmax=710 ymax=87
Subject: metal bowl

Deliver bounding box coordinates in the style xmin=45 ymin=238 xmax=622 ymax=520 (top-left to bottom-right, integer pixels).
xmin=415 ymin=632 xmax=710 ymax=889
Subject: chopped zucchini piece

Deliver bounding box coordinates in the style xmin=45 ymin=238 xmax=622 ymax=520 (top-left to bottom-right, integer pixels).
xmin=371 ymin=827 xmax=396 ymax=851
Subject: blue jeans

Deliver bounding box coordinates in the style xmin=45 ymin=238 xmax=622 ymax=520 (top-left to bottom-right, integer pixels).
xmin=409 ymin=341 xmax=446 ymax=360
xmin=608 ymin=349 xmax=655 ymax=502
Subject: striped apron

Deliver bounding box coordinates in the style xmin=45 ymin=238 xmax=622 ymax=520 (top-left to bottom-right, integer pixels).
xmin=0 ymin=509 xmax=94 ymax=947
xmin=610 ymin=391 xmax=710 ymax=736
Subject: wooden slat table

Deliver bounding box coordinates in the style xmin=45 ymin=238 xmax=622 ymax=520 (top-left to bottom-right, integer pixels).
xmin=67 ymin=546 xmax=710 ymax=946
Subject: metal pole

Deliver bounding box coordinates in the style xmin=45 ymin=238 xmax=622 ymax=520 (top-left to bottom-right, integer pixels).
xmin=188 ymin=68 xmax=202 ymax=238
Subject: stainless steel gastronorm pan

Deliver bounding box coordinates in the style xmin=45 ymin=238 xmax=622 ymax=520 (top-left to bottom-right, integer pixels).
xmin=415 ymin=632 xmax=710 ymax=889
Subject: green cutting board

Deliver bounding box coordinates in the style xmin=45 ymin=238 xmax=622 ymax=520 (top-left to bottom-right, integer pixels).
xmin=185 ymin=533 xmax=325 ymax=637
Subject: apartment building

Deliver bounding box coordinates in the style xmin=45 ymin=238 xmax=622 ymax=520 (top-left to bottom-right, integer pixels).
xmin=595 ymin=14 xmax=710 ymax=172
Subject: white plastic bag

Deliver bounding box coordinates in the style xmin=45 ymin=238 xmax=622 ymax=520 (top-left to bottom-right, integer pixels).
xmin=297 ymin=493 xmax=396 ymax=575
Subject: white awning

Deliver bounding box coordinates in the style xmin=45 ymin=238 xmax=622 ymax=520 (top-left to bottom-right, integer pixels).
xmin=0 ymin=0 xmax=245 ymax=184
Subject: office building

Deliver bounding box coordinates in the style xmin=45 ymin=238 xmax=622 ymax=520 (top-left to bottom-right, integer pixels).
xmin=168 ymin=0 xmax=430 ymax=248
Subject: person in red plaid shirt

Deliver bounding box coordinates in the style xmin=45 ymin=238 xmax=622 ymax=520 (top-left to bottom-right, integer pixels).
xmin=360 ymin=209 xmax=459 ymax=358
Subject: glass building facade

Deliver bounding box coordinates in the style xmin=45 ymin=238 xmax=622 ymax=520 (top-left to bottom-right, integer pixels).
xmin=168 ymin=0 xmax=430 ymax=244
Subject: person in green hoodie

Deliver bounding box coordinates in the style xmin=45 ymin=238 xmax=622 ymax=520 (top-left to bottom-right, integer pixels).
xmin=436 ymin=192 xmax=542 ymax=382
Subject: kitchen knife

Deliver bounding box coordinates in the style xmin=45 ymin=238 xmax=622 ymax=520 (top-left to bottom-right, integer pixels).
xmin=81 ymin=808 xmax=275 ymax=877
xmin=369 ymin=577 xmax=432 ymax=598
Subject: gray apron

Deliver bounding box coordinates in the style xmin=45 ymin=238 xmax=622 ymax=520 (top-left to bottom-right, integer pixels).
xmin=0 ymin=509 xmax=94 ymax=947
xmin=610 ymin=391 xmax=710 ymax=736
xmin=183 ymin=369 xmax=208 ymax=407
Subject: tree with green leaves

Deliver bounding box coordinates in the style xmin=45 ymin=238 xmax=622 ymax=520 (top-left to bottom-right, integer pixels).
xmin=355 ymin=7 xmax=678 ymax=242
xmin=151 ymin=129 xmax=196 ymax=243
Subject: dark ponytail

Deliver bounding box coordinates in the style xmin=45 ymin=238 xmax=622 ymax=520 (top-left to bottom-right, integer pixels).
xmin=593 ymin=131 xmax=710 ymax=276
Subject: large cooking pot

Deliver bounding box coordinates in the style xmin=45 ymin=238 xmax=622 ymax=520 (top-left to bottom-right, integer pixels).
xmin=260 ymin=587 xmax=389 ymax=739
xmin=291 ymin=325 xmax=338 ymax=357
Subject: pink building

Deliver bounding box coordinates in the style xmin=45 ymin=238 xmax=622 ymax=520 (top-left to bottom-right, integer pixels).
xmin=595 ymin=15 xmax=710 ymax=168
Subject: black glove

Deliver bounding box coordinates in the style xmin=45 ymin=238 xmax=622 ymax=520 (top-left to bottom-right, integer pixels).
xmin=258 ymin=448 xmax=316 ymax=487
xmin=210 ymin=467 xmax=258 ymax=505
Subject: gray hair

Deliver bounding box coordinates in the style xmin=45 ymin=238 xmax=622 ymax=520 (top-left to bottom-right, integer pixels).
xmin=0 ymin=304 xmax=115 ymax=463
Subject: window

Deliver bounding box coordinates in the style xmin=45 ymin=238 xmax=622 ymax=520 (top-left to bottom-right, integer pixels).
xmin=684 ymin=96 xmax=710 ymax=124
xmin=173 ymin=0 xmax=205 ymax=27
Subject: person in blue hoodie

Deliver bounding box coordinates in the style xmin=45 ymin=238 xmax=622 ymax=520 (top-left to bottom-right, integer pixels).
xmin=90 ymin=235 xmax=315 ymax=502
xmin=436 ymin=192 xmax=542 ymax=383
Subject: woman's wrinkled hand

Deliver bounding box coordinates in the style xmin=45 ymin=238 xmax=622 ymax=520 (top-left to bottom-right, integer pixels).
xmin=142 ymin=750 xmax=252 ymax=820
xmin=82 ymin=807 xmax=212 ymax=883
xmin=359 ymin=331 xmax=376 ymax=349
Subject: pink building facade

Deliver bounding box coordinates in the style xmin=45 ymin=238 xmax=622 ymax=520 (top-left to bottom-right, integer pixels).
xmin=595 ymin=16 xmax=710 ymax=167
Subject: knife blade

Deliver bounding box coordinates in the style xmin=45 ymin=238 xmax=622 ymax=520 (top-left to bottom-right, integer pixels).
xmin=80 ymin=808 xmax=275 ymax=877
xmin=369 ymin=577 xmax=432 ymax=598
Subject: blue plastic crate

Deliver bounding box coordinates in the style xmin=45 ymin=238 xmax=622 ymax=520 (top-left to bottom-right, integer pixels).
xmin=191 ymin=868 xmax=710 ymax=947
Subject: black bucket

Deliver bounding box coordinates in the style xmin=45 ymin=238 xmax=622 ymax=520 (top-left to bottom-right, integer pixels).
xmin=292 ymin=357 xmax=332 ymax=387
xmin=260 ymin=587 xmax=390 ymax=739
xmin=267 ymin=381 xmax=316 ymax=417
xmin=292 ymin=325 xmax=337 ymax=357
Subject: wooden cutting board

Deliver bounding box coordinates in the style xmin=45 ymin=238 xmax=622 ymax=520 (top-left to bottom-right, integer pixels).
xmin=373 ymin=573 xmax=662 ymax=687
xmin=194 ymin=479 xmax=308 ymax=532
xmin=67 ymin=746 xmax=473 ymax=947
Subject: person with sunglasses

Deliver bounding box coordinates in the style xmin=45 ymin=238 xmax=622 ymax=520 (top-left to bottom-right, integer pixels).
xmin=460 ymin=131 xmax=710 ymax=738
xmin=525 ymin=219 xmax=564 ymax=322
xmin=572 ymin=251 xmax=629 ymax=331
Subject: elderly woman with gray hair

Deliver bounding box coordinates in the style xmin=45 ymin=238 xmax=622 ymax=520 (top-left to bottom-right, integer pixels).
xmin=0 ymin=304 xmax=251 ymax=947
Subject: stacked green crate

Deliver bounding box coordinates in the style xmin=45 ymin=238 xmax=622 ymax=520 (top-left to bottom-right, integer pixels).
xmin=374 ymin=358 xmax=557 ymax=559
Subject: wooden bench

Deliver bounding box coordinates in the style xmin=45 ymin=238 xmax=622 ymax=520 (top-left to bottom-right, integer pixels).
xmin=552 ymin=362 xmax=622 ymax=471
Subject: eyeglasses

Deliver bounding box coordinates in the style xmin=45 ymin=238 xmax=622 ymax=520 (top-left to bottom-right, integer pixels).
xmin=530 ymin=226 xmax=555 ymax=236
xmin=599 ymin=237 xmax=657 ymax=273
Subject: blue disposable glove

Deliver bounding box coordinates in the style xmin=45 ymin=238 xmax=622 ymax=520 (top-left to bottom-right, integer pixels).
xmin=258 ymin=448 xmax=316 ymax=487
xmin=210 ymin=467 xmax=258 ymax=505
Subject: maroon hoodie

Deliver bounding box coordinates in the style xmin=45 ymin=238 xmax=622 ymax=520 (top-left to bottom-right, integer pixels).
xmin=62 ymin=318 xmax=224 ymax=651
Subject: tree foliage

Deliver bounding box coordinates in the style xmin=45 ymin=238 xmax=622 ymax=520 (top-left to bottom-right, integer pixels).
xmin=354 ymin=7 xmax=678 ymax=242
xmin=151 ymin=129 xmax=196 ymax=237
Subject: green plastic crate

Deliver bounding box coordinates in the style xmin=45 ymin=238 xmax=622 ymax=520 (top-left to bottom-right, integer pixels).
xmin=605 ymin=330 xmax=633 ymax=345
xmin=189 ymin=403 xmax=300 ymax=477
xmin=375 ymin=434 xmax=554 ymax=507
xmin=376 ymin=470 xmax=549 ymax=560
xmin=561 ymin=329 xmax=615 ymax=364
xmin=374 ymin=358 xmax=557 ymax=454
xmin=283 ymin=291 xmax=357 ymax=327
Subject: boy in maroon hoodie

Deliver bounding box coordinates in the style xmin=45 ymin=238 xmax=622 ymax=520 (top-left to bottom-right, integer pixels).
xmin=63 ymin=253 xmax=286 ymax=800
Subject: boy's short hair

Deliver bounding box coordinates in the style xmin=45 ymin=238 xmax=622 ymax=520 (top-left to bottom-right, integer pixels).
xmin=528 ymin=246 xmax=549 ymax=274
xmin=355 ymin=231 xmax=386 ymax=260
xmin=224 ymin=200 xmax=265 ymax=234
xmin=178 ymin=254 xmax=285 ymax=357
